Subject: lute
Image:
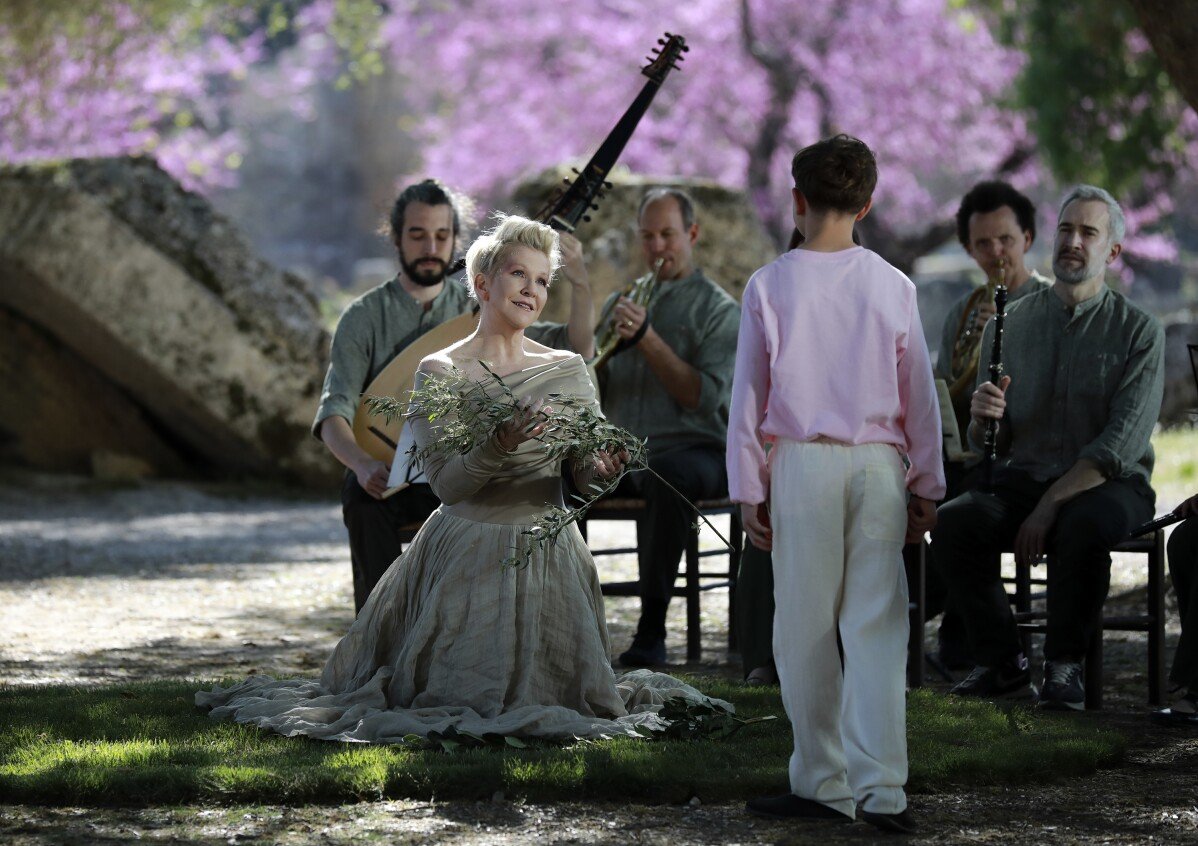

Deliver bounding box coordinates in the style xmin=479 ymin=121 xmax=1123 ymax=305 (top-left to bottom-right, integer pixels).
xmin=352 ymin=33 xmax=690 ymax=485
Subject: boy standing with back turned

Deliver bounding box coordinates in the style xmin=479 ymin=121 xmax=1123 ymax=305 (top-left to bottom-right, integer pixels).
xmin=727 ymin=135 xmax=945 ymax=834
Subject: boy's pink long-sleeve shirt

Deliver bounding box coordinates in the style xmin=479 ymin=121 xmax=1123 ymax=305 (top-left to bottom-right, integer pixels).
xmin=727 ymin=246 xmax=946 ymax=504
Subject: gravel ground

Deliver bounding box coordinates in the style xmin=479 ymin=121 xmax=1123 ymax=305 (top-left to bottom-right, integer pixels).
xmin=1 ymin=471 xmax=1196 ymax=845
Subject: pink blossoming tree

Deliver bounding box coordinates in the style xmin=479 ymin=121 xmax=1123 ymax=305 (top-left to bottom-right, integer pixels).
xmin=382 ymin=0 xmax=1031 ymax=264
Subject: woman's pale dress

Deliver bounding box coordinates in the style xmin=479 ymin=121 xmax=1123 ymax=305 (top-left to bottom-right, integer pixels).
xmin=196 ymin=354 xmax=724 ymax=741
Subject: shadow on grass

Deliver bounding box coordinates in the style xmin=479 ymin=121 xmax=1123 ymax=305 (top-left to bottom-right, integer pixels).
xmin=0 ymin=680 xmax=1125 ymax=806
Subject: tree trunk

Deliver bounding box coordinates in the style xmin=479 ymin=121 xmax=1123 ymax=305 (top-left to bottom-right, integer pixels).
xmin=1128 ymin=0 xmax=1198 ymax=115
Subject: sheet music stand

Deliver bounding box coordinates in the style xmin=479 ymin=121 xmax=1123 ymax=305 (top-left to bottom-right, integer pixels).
xmin=1189 ymin=343 xmax=1198 ymax=417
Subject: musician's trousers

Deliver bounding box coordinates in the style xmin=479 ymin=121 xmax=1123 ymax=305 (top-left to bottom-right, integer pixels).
xmin=341 ymin=472 xmax=440 ymax=613
xmin=932 ymin=469 xmax=1153 ymax=666
xmin=735 ymin=542 xmax=776 ymax=677
xmin=1168 ymin=518 xmax=1198 ymax=692
xmin=771 ymin=440 xmax=909 ymax=818
xmin=908 ymin=459 xmax=980 ymax=662
xmin=610 ymin=442 xmax=727 ymax=636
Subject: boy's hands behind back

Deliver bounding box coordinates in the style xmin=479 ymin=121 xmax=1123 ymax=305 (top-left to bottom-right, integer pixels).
xmin=741 ymin=502 xmax=773 ymax=551
xmin=906 ymin=496 xmax=937 ymax=544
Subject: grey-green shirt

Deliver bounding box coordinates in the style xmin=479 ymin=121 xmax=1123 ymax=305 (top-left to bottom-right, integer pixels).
xmin=599 ymin=269 xmax=741 ymax=451
xmin=312 ymin=277 xmax=472 ymax=437
xmin=972 ymin=284 xmax=1164 ymax=487
xmin=935 ymin=269 xmax=1051 ymax=380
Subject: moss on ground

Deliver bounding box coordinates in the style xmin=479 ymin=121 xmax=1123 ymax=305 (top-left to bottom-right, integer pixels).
xmin=0 ymin=679 xmax=1124 ymax=806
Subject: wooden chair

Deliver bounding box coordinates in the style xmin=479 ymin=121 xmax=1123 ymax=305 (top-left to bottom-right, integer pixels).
xmin=909 ymin=533 xmax=1167 ymax=708
xmin=580 ymin=497 xmax=743 ymax=662
xmin=1008 ymin=531 xmax=1167 ymax=710
xmin=906 ymin=540 xmax=927 ymax=689
xmin=397 ymin=519 xmax=425 ymax=549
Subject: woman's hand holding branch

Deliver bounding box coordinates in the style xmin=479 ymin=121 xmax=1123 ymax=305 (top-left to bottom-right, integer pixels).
xmin=496 ymin=400 xmax=552 ymax=452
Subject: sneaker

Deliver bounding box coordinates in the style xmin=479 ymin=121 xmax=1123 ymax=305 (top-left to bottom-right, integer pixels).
xmin=1151 ymin=692 xmax=1198 ymax=727
xmin=1037 ymin=660 xmax=1085 ymax=711
xmin=618 ymin=635 xmax=667 ymax=668
xmin=746 ymin=793 xmax=852 ymax=822
xmin=862 ymin=808 xmax=919 ymax=834
xmin=949 ymin=657 xmax=1031 ymax=699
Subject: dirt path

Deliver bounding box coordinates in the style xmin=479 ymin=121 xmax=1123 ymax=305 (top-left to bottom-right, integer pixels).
xmin=2 ymin=472 xmax=1196 ymax=844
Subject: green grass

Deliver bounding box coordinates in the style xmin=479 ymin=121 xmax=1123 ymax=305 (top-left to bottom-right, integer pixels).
xmin=0 ymin=679 xmax=1124 ymax=806
xmin=1152 ymin=426 xmax=1198 ymax=490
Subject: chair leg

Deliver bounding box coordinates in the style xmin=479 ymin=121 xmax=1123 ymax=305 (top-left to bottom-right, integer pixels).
xmin=686 ymin=524 xmax=701 ymax=662
xmin=907 ymin=540 xmax=926 ymax=689
xmin=1148 ymin=530 xmax=1166 ymax=706
xmin=1015 ymin=557 xmax=1033 ymax=660
xmin=727 ymin=511 xmax=742 ymax=650
xmin=1084 ymin=625 xmax=1103 ymax=710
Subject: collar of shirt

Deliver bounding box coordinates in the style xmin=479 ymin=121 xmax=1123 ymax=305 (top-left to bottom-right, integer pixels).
xmin=1051 ymin=283 xmax=1110 ymax=324
xmin=384 ymin=275 xmax=466 ymax=314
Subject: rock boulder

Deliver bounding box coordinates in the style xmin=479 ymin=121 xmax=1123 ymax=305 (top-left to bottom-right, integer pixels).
xmin=0 ymin=158 xmax=339 ymax=486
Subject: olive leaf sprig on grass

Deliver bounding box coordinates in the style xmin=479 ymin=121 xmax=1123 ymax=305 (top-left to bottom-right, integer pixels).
xmin=364 ymin=362 xmax=733 ymax=569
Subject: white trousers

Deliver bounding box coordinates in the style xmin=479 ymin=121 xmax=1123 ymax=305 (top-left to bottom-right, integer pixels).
xmin=770 ymin=439 xmax=910 ymax=817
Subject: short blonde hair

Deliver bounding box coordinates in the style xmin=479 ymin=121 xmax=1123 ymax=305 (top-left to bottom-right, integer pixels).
xmin=463 ymin=214 xmax=561 ymax=298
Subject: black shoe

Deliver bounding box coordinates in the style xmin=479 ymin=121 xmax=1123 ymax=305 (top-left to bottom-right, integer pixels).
xmin=1151 ymin=693 xmax=1197 ymax=727
xmin=950 ymin=658 xmax=1031 ymax=699
xmin=746 ymin=793 xmax=852 ymax=822
xmin=618 ymin=635 xmax=667 ymax=668
xmin=862 ymin=808 xmax=918 ymax=834
xmin=1036 ymin=660 xmax=1085 ymax=711
xmin=744 ymin=665 xmax=778 ymax=687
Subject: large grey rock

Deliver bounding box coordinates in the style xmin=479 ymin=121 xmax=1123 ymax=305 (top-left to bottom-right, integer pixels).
xmin=0 ymin=306 xmax=189 ymax=476
xmin=0 ymin=158 xmax=339 ymax=486
xmin=511 ymin=169 xmax=776 ymax=323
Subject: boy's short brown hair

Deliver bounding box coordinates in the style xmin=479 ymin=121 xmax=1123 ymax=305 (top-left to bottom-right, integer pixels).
xmin=790 ymin=134 xmax=877 ymax=214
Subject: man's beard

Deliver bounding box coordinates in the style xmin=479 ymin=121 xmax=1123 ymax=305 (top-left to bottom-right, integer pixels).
xmin=400 ymin=255 xmax=449 ymax=288
xmin=1053 ymin=250 xmax=1104 ymax=285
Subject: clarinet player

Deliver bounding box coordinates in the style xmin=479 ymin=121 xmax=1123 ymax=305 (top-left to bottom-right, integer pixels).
xmin=930 ymin=186 xmax=1165 ymax=711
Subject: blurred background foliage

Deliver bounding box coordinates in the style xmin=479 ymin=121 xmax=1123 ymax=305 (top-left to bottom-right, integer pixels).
xmin=2 ymin=0 xmax=1197 ymax=293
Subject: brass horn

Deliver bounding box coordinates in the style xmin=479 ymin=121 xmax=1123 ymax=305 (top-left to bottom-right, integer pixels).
xmin=591 ymin=257 xmax=665 ymax=371
xmin=947 ymin=258 xmax=1006 ymax=402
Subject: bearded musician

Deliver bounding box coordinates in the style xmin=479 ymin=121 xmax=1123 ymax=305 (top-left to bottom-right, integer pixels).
xmin=314 ymin=179 xmax=594 ymax=613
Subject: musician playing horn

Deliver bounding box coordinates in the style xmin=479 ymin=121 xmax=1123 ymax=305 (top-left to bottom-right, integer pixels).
xmin=936 ymin=181 xmax=1049 ymax=458
xmin=931 ymin=185 xmax=1164 ymax=711
xmin=313 ymin=179 xmax=594 ymax=613
xmin=600 ymin=187 xmax=741 ymax=667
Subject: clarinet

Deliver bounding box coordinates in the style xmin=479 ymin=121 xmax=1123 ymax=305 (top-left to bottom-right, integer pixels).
xmin=981 ymin=283 xmax=1008 ymax=491
xmin=1128 ymin=510 xmax=1182 ymax=539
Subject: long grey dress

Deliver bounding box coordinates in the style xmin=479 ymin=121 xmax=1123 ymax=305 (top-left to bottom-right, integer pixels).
xmin=196 ymin=353 xmax=724 ymax=741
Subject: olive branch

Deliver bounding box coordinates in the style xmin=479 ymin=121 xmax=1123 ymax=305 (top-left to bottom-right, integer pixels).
xmin=363 ymin=362 xmax=732 ymax=569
